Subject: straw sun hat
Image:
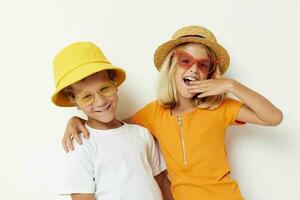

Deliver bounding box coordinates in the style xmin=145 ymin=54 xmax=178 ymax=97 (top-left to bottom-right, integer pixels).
xmin=154 ymin=25 xmax=230 ymax=74
xmin=51 ymin=42 xmax=126 ymax=107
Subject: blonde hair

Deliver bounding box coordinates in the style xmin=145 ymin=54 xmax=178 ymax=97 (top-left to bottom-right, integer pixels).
xmin=157 ymin=43 xmax=225 ymax=110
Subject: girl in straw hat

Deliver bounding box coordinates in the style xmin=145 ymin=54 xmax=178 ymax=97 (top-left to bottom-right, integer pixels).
xmin=61 ymin=26 xmax=283 ymax=200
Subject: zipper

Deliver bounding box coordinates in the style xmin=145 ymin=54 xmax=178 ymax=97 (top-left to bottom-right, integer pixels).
xmin=177 ymin=115 xmax=188 ymax=165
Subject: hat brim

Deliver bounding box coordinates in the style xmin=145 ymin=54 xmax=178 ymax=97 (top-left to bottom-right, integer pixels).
xmin=51 ymin=62 xmax=126 ymax=107
xmin=154 ymin=37 xmax=230 ymax=74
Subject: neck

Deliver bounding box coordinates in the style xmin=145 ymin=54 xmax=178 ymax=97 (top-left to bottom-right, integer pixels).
xmin=172 ymin=96 xmax=196 ymax=116
xmin=87 ymin=118 xmax=122 ymax=130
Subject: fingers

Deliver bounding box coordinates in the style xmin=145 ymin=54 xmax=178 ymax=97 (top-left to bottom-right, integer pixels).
xmin=197 ymin=91 xmax=214 ymax=98
xmin=73 ymin=133 xmax=82 ymax=145
xmin=78 ymin=124 xmax=89 ymax=139
xmin=189 ymin=80 xmax=210 ymax=85
xmin=71 ymin=123 xmax=89 ymax=144
xmin=187 ymin=83 xmax=218 ymax=98
xmin=66 ymin=137 xmax=74 ymax=151
xmin=187 ymin=84 xmax=209 ymax=94
xmin=188 ymin=79 xmax=221 ymax=92
xmin=62 ymin=116 xmax=88 ymax=150
xmin=188 ymin=78 xmax=229 ymax=97
xmin=62 ymin=124 xmax=76 ymax=152
xmin=62 ymin=136 xmax=74 ymax=152
xmin=62 ymin=139 xmax=69 ymax=153
xmin=62 ymin=127 xmax=87 ymax=153
xmin=188 ymin=87 xmax=206 ymax=94
xmin=189 ymin=89 xmax=209 ymax=98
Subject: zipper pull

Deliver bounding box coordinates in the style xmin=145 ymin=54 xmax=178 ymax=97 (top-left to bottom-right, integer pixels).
xmin=177 ymin=115 xmax=182 ymax=125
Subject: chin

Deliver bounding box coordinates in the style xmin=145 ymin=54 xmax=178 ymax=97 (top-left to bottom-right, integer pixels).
xmin=95 ymin=115 xmax=116 ymax=123
xmin=178 ymin=89 xmax=194 ymax=99
xmin=87 ymin=111 xmax=116 ymax=123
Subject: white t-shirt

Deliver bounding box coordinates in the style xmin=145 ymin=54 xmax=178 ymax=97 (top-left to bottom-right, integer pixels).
xmin=60 ymin=123 xmax=166 ymax=200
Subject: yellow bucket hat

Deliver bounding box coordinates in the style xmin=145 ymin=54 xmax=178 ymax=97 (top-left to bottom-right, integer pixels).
xmin=51 ymin=42 xmax=126 ymax=107
xmin=154 ymin=25 xmax=230 ymax=74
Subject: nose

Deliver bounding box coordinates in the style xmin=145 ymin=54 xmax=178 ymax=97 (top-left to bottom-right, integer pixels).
xmin=189 ymin=63 xmax=199 ymax=73
xmin=93 ymin=93 xmax=107 ymax=107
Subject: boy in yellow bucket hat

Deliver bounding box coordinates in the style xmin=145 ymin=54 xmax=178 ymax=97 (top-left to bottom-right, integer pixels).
xmin=51 ymin=42 xmax=168 ymax=200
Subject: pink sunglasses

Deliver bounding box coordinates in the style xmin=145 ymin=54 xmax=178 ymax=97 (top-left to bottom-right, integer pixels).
xmin=174 ymin=49 xmax=218 ymax=73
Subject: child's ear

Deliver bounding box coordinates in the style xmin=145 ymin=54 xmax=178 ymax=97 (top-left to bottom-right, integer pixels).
xmin=69 ymin=96 xmax=81 ymax=110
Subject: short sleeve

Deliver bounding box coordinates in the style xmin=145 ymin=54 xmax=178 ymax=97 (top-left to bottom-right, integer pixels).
xmin=145 ymin=130 xmax=167 ymax=176
xmin=223 ymin=98 xmax=245 ymax=126
xmin=131 ymin=101 xmax=158 ymax=136
xmin=60 ymin=136 xmax=95 ymax=195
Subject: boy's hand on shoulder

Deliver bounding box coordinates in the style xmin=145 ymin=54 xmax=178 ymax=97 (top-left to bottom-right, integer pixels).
xmin=62 ymin=116 xmax=88 ymax=152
